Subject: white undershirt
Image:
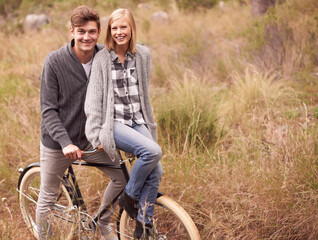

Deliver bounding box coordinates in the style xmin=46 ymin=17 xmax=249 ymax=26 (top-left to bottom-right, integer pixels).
xmin=82 ymin=57 xmax=93 ymax=78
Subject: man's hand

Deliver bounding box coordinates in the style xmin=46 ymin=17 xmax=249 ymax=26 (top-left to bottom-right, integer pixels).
xmin=62 ymin=144 xmax=82 ymax=160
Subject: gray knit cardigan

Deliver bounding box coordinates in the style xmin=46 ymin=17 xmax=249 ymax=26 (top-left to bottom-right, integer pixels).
xmin=40 ymin=40 xmax=104 ymax=150
xmin=84 ymin=44 xmax=157 ymax=161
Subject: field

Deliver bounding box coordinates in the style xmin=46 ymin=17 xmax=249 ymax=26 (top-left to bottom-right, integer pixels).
xmin=1 ymin=0 xmax=318 ymax=239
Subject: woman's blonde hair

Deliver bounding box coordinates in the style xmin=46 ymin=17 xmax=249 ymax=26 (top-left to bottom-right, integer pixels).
xmin=105 ymin=8 xmax=137 ymax=53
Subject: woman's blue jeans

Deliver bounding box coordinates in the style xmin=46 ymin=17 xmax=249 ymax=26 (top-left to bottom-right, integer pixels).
xmin=113 ymin=120 xmax=163 ymax=225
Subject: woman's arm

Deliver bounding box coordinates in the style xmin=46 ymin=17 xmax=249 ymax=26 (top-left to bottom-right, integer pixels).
xmin=84 ymin=55 xmax=105 ymax=149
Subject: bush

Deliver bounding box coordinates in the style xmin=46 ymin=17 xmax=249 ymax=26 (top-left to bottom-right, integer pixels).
xmin=0 ymin=0 xmax=22 ymax=16
xmin=242 ymin=0 xmax=318 ymax=76
xmin=176 ymin=0 xmax=218 ymax=11
xmin=155 ymin=71 xmax=218 ymax=154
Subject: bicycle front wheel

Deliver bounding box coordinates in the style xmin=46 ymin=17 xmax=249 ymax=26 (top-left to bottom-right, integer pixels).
xmin=119 ymin=195 xmax=201 ymax=240
xmin=18 ymin=166 xmax=76 ymax=239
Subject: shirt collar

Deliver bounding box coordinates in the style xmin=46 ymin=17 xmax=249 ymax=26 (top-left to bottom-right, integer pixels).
xmin=127 ymin=51 xmax=135 ymax=59
xmin=110 ymin=48 xmax=135 ymax=63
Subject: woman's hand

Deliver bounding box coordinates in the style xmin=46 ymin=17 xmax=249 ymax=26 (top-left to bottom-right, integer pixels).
xmin=97 ymin=144 xmax=104 ymax=151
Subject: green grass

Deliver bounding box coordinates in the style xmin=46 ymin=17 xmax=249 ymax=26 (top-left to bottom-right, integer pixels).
xmin=155 ymin=72 xmax=218 ymax=154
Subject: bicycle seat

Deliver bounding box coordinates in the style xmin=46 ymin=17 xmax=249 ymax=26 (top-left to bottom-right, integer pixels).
xmin=117 ymin=149 xmax=136 ymax=159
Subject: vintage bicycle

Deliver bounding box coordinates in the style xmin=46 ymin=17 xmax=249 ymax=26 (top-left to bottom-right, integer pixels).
xmin=17 ymin=149 xmax=201 ymax=239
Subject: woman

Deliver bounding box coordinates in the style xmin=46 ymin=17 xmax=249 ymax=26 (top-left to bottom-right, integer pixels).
xmin=85 ymin=8 xmax=163 ymax=239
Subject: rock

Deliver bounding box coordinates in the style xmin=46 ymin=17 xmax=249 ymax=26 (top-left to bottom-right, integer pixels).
xmin=219 ymin=1 xmax=225 ymax=12
xmin=24 ymin=14 xmax=51 ymax=31
xmin=138 ymin=3 xmax=151 ymax=9
xmin=149 ymin=11 xmax=170 ymax=24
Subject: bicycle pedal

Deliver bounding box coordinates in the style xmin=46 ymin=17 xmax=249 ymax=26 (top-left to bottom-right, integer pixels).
xmin=80 ymin=237 xmax=92 ymax=240
xmin=65 ymin=205 xmax=78 ymax=214
xmin=157 ymin=236 xmax=167 ymax=240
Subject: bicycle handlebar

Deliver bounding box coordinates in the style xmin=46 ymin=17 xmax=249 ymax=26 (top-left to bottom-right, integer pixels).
xmin=82 ymin=149 xmax=99 ymax=155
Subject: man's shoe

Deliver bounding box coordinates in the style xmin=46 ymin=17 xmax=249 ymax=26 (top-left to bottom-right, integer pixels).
xmin=118 ymin=191 xmax=138 ymax=219
xmin=98 ymin=222 xmax=118 ymax=240
xmin=88 ymin=203 xmax=118 ymax=240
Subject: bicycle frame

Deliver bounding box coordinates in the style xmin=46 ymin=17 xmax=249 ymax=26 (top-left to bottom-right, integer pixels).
xmin=17 ymin=150 xmax=200 ymax=240
xmin=59 ymin=150 xmax=135 ymax=227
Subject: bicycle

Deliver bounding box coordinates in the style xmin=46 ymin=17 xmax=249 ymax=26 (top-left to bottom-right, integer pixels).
xmin=17 ymin=149 xmax=201 ymax=240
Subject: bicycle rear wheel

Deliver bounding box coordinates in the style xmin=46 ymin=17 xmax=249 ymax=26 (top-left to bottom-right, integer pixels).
xmin=18 ymin=166 xmax=76 ymax=239
xmin=119 ymin=195 xmax=201 ymax=240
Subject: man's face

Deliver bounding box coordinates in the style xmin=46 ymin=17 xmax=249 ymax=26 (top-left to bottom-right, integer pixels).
xmin=71 ymin=20 xmax=100 ymax=55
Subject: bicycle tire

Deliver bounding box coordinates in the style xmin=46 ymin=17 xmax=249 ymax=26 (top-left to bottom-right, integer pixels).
xmin=18 ymin=166 xmax=77 ymax=239
xmin=118 ymin=195 xmax=201 ymax=240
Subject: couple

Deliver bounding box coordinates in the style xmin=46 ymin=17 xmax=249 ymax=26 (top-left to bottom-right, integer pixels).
xmin=38 ymin=5 xmax=162 ymax=240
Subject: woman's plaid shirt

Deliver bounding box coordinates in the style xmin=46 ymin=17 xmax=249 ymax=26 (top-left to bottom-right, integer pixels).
xmin=110 ymin=49 xmax=145 ymax=126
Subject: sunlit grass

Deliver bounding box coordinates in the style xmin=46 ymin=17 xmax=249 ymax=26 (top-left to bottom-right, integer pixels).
xmin=1 ymin=0 xmax=318 ymax=239
xmin=157 ymin=66 xmax=318 ymax=238
xmin=155 ymin=71 xmax=218 ymax=154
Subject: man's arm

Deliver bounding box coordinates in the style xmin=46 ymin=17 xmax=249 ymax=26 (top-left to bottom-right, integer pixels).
xmin=40 ymin=56 xmax=81 ymax=159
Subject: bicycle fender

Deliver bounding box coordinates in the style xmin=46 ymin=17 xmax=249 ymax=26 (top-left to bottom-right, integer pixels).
xmin=17 ymin=162 xmax=40 ymax=190
xmin=157 ymin=192 xmax=164 ymax=198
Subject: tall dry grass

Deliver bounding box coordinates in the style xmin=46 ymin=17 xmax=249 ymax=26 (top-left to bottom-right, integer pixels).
xmin=156 ymin=65 xmax=318 ymax=239
xmin=1 ymin=0 xmax=318 ymax=239
xmin=155 ymin=71 xmax=218 ymax=155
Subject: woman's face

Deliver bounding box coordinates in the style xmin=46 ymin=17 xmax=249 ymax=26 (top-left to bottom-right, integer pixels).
xmin=110 ymin=16 xmax=132 ymax=50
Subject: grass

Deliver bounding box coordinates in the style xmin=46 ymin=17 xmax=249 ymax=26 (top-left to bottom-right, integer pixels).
xmin=155 ymin=71 xmax=218 ymax=154
xmin=1 ymin=0 xmax=318 ymax=239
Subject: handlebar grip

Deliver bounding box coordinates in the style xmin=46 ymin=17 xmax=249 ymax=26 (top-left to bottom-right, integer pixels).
xmin=82 ymin=149 xmax=98 ymax=155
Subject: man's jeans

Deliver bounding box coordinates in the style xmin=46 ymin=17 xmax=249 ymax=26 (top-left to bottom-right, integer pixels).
xmin=113 ymin=120 xmax=163 ymax=225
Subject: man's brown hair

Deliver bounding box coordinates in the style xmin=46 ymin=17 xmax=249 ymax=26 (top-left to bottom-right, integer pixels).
xmin=71 ymin=5 xmax=100 ymax=29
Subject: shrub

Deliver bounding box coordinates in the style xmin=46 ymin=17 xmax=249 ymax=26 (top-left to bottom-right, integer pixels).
xmin=0 ymin=0 xmax=22 ymax=16
xmin=155 ymin=71 xmax=218 ymax=154
xmin=242 ymin=0 xmax=318 ymax=76
xmin=176 ymin=0 xmax=218 ymax=11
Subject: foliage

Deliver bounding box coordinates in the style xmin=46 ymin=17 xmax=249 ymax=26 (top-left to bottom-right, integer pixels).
xmin=175 ymin=0 xmax=218 ymax=11
xmin=242 ymin=0 xmax=318 ymax=77
xmin=155 ymin=72 xmax=218 ymax=154
xmin=0 ymin=0 xmax=21 ymax=16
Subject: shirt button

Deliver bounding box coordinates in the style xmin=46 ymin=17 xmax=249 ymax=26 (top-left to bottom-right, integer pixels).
xmin=82 ymin=113 xmax=86 ymax=118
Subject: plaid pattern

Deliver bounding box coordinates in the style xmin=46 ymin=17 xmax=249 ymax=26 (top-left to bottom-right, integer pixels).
xmin=111 ymin=49 xmax=145 ymax=126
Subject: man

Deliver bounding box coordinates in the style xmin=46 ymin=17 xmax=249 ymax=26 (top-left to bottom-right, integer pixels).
xmin=37 ymin=5 xmax=125 ymax=240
